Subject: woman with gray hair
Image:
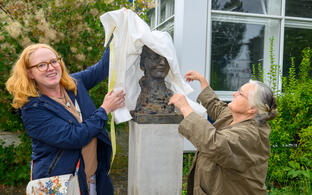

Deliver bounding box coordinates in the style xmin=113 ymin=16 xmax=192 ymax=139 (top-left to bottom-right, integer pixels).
xmin=169 ymin=70 xmax=277 ymax=195
xmin=248 ymin=80 xmax=278 ymax=123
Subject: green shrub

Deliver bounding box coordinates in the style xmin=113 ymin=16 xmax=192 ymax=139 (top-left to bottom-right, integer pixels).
xmin=267 ymin=47 xmax=312 ymax=189
xmin=0 ymin=133 xmax=31 ymax=186
xmin=251 ymin=40 xmax=312 ymax=190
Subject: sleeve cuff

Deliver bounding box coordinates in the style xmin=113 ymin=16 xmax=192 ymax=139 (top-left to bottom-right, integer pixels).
xmin=95 ymin=107 xmax=109 ymax=121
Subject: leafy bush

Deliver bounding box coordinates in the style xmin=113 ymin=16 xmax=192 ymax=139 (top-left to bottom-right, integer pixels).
xmin=267 ymin=47 xmax=312 ymax=191
xmin=0 ymin=133 xmax=31 ymax=186
xmin=0 ymin=0 xmax=152 ymax=186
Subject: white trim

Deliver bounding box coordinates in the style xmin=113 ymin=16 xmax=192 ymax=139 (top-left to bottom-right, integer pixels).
xmin=211 ymin=14 xmax=280 ymax=26
xmin=215 ymin=91 xmax=234 ymax=102
xmin=152 ymin=14 xmax=175 ymax=30
xmin=285 ymin=20 xmax=312 ymax=29
xmin=285 ymin=16 xmax=312 ymax=23
xmin=205 ymin=0 xmax=212 ymax=84
xmin=211 ymin=10 xmax=283 ymax=20
xmin=278 ymin=0 xmax=286 ymax=93
xmin=155 ymin=0 xmax=160 ymax=25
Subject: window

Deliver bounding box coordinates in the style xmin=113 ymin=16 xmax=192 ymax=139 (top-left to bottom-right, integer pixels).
xmin=283 ymin=28 xmax=312 ymax=78
xmin=208 ymin=0 xmax=312 ymax=99
xmin=284 ymin=0 xmax=312 ymax=79
xmin=212 ymin=0 xmax=273 ymax=15
xmin=211 ymin=21 xmax=264 ymax=91
xmin=286 ymin=0 xmax=312 ymax=18
xmin=147 ymin=0 xmax=175 ymax=37
xmin=209 ymin=0 xmax=282 ymax=95
xmin=160 ymin=0 xmax=174 ymax=23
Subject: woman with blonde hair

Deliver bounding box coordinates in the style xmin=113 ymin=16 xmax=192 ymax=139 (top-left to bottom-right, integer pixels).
xmin=6 ymin=43 xmax=125 ymax=195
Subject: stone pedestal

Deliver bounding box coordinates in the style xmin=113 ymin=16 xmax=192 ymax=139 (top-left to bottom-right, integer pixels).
xmin=128 ymin=121 xmax=183 ymax=195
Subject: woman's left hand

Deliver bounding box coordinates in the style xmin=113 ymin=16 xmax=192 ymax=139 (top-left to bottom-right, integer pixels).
xmin=169 ymin=94 xmax=193 ymax=118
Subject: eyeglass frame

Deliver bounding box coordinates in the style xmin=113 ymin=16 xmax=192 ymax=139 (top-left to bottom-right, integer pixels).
xmin=237 ymin=88 xmax=249 ymax=99
xmin=28 ymin=57 xmax=62 ymax=72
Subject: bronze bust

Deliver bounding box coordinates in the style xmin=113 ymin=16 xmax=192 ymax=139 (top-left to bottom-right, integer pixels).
xmin=131 ymin=45 xmax=182 ymax=124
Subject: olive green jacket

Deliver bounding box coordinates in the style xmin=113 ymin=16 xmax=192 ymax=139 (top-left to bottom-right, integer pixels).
xmin=179 ymin=86 xmax=270 ymax=195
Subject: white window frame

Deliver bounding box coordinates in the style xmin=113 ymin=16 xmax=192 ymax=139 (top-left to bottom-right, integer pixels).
xmin=210 ymin=16 xmax=281 ymax=98
xmin=203 ymin=0 xmax=312 ymax=100
xmin=207 ymin=1 xmax=283 ymax=99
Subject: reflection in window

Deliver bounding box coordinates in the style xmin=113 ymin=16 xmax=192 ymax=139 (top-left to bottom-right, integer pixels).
xmin=211 ymin=22 xmax=264 ymax=91
xmin=212 ymin=0 xmax=268 ymax=15
xmin=283 ymin=27 xmax=312 ymax=78
xmin=286 ymin=0 xmax=312 ymax=18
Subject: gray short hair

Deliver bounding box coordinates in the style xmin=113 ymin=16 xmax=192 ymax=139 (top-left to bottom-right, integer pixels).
xmin=248 ymin=80 xmax=278 ymax=124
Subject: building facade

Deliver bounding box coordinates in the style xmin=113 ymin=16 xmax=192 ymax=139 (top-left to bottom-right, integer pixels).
xmin=148 ymin=0 xmax=312 ymax=101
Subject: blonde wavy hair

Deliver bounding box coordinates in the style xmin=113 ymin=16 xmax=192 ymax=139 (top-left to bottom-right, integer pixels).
xmin=6 ymin=44 xmax=77 ymax=109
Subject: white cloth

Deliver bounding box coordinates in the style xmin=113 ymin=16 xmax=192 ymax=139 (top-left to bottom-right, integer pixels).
xmin=100 ymin=8 xmax=206 ymax=124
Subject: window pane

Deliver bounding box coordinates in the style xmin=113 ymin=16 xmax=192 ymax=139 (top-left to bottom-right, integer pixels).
xmin=212 ymin=0 xmax=281 ymax=15
xmin=283 ymin=27 xmax=312 ymax=78
xmin=160 ymin=0 xmax=174 ymax=23
xmin=211 ymin=21 xmax=264 ymax=91
xmin=212 ymin=0 xmax=265 ymax=14
xmin=286 ymin=0 xmax=312 ymax=18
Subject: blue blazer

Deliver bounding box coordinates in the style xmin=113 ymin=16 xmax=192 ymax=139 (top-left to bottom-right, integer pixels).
xmin=21 ymin=48 xmax=113 ymax=195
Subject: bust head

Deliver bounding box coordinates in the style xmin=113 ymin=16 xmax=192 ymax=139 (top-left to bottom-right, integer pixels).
xmin=133 ymin=45 xmax=174 ymax=115
xmin=140 ymin=45 xmax=170 ymax=79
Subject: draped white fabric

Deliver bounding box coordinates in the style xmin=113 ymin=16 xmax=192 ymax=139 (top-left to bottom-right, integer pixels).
xmin=100 ymin=8 xmax=206 ymax=124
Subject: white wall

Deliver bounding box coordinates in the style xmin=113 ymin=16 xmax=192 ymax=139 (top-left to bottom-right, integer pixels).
xmin=174 ymin=0 xmax=209 ymax=101
xmin=174 ymin=0 xmax=209 ymax=152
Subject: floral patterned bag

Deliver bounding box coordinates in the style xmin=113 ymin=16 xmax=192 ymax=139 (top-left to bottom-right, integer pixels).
xmin=26 ymin=160 xmax=80 ymax=195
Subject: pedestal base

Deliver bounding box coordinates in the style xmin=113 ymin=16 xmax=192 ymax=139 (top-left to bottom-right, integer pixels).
xmin=128 ymin=121 xmax=183 ymax=195
xmin=130 ymin=111 xmax=183 ymax=124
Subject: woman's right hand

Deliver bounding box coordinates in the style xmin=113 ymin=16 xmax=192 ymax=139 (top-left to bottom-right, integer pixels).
xmin=101 ymin=90 xmax=126 ymax=114
xmin=184 ymin=70 xmax=209 ymax=90
xmin=168 ymin=94 xmax=193 ymax=118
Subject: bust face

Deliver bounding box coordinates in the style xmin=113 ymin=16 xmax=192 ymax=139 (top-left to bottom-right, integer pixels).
xmin=140 ymin=46 xmax=170 ymax=79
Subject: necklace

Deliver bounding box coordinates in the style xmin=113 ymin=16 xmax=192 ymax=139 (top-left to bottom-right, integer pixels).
xmin=57 ymin=89 xmax=71 ymax=108
xmin=63 ymin=93 xmax=71 ymax=108
xmin=66 ymin=101 xmax=71 ymax=108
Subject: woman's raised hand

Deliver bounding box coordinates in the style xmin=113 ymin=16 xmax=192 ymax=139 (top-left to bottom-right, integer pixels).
xmin=184 ymin=70 xmax=209 ymax=90
xmin=101 ymin=90 xmax=126 ymax=114
xmin=184 ymin=70 xmax=204 ymax=82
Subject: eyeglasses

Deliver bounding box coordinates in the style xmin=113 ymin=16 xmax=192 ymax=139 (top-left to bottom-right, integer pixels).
xmin=237 ymin=88 xmax=248 ymax=99
xmin=29 ymin=58 xmax=61 ymax=72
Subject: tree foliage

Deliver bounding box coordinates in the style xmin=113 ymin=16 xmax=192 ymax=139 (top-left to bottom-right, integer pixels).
xmin=0 ymin=0 xmax=152 ymax=186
